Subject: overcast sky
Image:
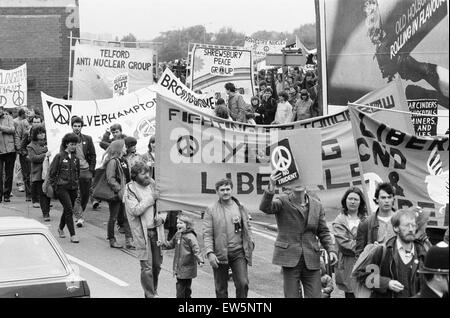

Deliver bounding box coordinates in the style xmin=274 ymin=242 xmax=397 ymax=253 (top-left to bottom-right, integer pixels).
xmin=79 ymin=0 xmax=316 ymax=40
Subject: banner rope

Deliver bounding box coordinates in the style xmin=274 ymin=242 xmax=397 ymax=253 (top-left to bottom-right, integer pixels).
xmin=94 ymin=100 xmax=101 ymax=116
xmin=348 ymin=102 xmax=449 ymax=118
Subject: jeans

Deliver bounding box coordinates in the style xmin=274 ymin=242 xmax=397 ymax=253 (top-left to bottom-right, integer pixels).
xmin=56 ymin=187 xmax=77 ymax=236
xmin=282 ymin=255 xmax=321 ymax=298
xmin=176 ymin=279 xmax=192 ymax=298
xmin=107 ymin=201 xmax=131 ymax=240
xmin=31 ymin=178 xmax=41 ymax=203
xmin=32 ymin=180 xmax=50 ymax=215
xmin=0 ymin=152 xmax=16 ymax=199
xmin=19 ymin=154 xmax=32 ymax=199
xmin=73 ymin=171 xmax=92 ymax=220
xmin=212 ymin=248 xmax=249 ymax=298
xmin=140 ymin=229 xmax=163 ymax=298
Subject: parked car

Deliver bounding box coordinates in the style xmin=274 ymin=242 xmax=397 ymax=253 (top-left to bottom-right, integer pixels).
xmin=0 ymin=217 xmax=90 ymax=298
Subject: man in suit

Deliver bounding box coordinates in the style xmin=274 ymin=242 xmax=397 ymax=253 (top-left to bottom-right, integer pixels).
xmin=259 ymin=169 xmax=337 ymax=298
xmin=414 ymin=245 xmax=449 ymax=298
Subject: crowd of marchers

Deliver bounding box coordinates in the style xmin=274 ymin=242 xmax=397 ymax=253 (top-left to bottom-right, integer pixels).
xmin=1 ymin=98 xmax=448 ymax=299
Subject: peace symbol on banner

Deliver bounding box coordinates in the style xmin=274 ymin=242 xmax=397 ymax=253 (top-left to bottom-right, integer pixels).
xmin=177 ymin=135 xmax=199 ymax=157
xmin=13 ymin=88 xmax=25 ymax=106
xmin=50 ymin=103 xmax=72 ymax=125
xmin=271 ymin=145 xmax=292 ymax=171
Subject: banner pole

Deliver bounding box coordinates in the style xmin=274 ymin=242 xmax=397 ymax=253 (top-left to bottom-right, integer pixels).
xmin=68 ymin=31 xmax=73 ymax=100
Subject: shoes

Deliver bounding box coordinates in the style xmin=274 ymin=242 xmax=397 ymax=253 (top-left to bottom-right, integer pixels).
xmin=3 ymin=197 xmax=10 ymax=203
xmin=33 ymin=202 xmax=40 ymax=208
xmin=26 ymin=197 xmax=32 ymax=202
xmin=109 ymin=239 xmax=123 ymax=248
xmin=18 ymin=185 xmax=25 ymax=192
xmin=58 ymin=228 xmax=66 ymax=238
xmin=125 ymin=238 xmax=135 ymax=250
xmin=49 ymin=203 xmax=53 ymax=208
xmin=93 ymin=201 xmax=100 ymax=209
xmin=76 ymin=218 xmax=84 ymax=228
xmin=70 ymin=235 xmax=79 ymax=243
xmin=43 ymin=214 xmax=50 ymax=222
xmin=118 ymin=226 xmax=126 ymax=234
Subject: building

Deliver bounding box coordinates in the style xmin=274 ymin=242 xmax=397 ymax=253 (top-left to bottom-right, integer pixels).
xmin=0 ymin=0 xmax=80 ymax=113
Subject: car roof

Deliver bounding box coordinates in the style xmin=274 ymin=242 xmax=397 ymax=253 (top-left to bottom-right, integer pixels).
xmin=0 ymin=217 xmax=48 ymax=232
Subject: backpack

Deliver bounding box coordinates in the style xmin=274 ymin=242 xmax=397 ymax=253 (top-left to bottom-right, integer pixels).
xmin=351 ymin=243 xmax=387 ymax=298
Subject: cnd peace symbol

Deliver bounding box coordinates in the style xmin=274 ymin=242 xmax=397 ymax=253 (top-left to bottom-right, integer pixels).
xmin=51 ymin=103 xmax=71 ymax=125
xmin=271 ymin=145 xmax=292 ymax=171
xmin=177 ymin=135 xmax=199 ymax=157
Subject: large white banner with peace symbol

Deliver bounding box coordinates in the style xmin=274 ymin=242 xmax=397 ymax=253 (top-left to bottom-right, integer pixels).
xmin=41 ymin=89 xmax=156 ymax=168
xmin=0 ymin=63 xmax=27 ymax=108
xmin=72 ymin=44 xmax=155 ymax=100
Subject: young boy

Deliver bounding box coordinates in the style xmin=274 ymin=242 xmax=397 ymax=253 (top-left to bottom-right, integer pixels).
xmin=160 ymin=214 xmax=204 ymax=298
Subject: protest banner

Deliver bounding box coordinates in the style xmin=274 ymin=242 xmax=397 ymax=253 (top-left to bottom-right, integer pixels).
xmin=318 ymin=0 xmax=449 ymax=135
xmin=155 ymin=94 xmax=322 ymax=212
xmin=190 ymin=45 xmax=255 ymax=103
xmin=0 ymin=63 xmax=27 ymax=108
xmin=269 ymin=138 xmax=301 ymax=186
xmin=353 ymin=77 xmax=415 ymax=134
xmin=409 ymin=99 xmax=439 ymax=136
xmin=72 ymin=44 xmax=155 ymax=100
xmin=244 ymin=36 xmax=287 ymax=63
xmin=157 ymin=68 xmax=216 ymax=116
xmin=41 ymin=89 xmax=156 ymax=167
xmin=349 ymin=105 xmax=449 ymax=228
xmin=113 ymin=72 xmax=129 ymax=98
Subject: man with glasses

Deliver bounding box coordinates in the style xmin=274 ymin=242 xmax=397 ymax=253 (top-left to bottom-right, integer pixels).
xmin=353 ymin=208 xmax=428 ymax=298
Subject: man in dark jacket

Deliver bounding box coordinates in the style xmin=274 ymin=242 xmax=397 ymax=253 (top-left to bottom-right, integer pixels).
xmin=414 ymin=245 xmax=449 ymax=298
xmin=70 ymin=116 xmax=96 ymax=227
xmin=259 ymin=169 xmax=337 ymax=298
xmin=260 ymin=87 xmax=278 ymax=125
xmin=203 ymin=178 xmax=254 ymax=298
xmin=353 ymin=208 xmax=427 ymax=298
xmin=356 ymin=182 xmax=397 ymax=257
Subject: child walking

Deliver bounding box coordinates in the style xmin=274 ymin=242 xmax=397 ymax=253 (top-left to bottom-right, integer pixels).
xmin=160 ymin=214 xmax=204 ymax=298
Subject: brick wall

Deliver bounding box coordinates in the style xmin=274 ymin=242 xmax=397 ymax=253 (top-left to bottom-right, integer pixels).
xmin=0 ymin=6 xmax=80 ymax=114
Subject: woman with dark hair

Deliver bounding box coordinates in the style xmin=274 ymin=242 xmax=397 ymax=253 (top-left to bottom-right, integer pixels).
xmin=27 ymin=125 xmax=51 ymax=221
xmin=103 ymin=139 xmax=134 ymax=249
xmin=48 ymin=133 xmax=80 ymax=243
xmin=332 ymin=187 xmax=368 ymax=298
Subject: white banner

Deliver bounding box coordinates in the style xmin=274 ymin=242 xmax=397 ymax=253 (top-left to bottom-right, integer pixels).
xmin=41 ymin=89 xmax=156 ymax=167
xmin=244 ymin=37 xmax=287 ymax=63
xmin=72 ymin=44 xmax=155 ymax=100
xmin=113 ymin=72 xmax=129 ymax=98
xmin=0 ymin=64 xmax=27 ymax=108
xmin=157 ymin=68 xmax=216 ymax=116
xmin=190 ymin=45 xmax=254 ymax=103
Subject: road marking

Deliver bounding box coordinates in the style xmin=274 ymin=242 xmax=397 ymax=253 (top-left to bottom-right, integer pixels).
xmin=67 ymin=254 xmax=129 ymax=287
xmin=252 ymin=228 xmax=276 ymax=241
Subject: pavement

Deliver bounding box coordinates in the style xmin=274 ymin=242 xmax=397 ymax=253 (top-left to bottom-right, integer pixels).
xmin=0 ymin=187 xmax=344 ymax=298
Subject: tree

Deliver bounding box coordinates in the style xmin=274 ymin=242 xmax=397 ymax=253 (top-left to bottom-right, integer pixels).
xmin=121 ymin=33 xmax=137 ymax=47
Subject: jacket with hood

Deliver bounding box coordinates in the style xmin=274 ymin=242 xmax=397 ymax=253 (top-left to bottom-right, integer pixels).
xmin=163 ymin=228 xmax=204 ymax=279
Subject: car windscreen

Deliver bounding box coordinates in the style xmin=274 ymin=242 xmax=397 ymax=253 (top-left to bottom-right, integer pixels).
xmin=0 ymin=233 xmax=69 ymax=282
